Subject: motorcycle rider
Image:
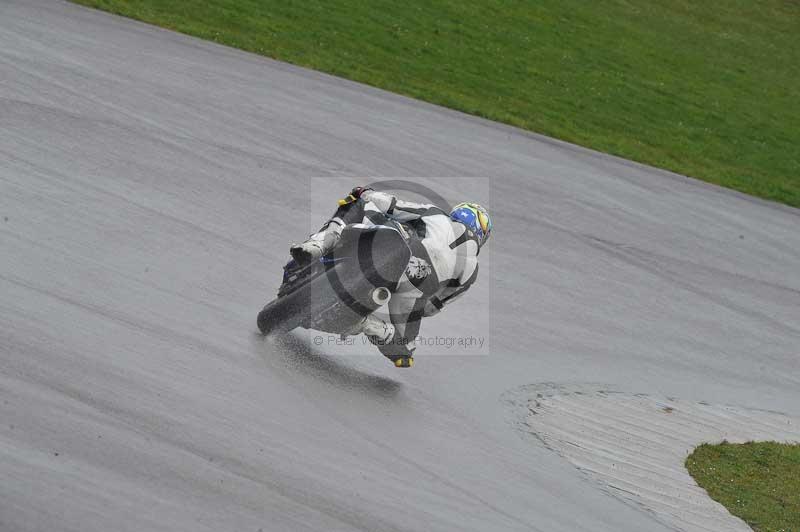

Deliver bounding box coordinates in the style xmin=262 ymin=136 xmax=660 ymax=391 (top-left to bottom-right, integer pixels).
xmin=290 ymin=187 xmax=491 ymax=368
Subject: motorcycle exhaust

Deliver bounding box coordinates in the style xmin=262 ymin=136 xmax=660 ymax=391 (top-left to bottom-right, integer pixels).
xmin=370 ymin=286 xmax=392 ymax=306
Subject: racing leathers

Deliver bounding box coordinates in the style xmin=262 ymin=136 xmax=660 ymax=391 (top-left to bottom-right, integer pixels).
xmin=292 ymin=188 xmax=481 ymax=366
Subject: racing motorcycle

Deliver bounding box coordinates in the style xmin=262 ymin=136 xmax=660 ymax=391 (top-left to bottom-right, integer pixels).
xmin=257 ymin=224 xmax=411 ymax=336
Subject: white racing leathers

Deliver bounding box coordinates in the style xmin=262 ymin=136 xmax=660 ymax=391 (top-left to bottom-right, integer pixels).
xmin=355 ymin=191 xmax=480 ymax=361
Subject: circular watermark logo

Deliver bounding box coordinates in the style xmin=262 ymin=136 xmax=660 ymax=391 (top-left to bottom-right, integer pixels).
xmin=319 ymin=179 xmax=477 ymax=326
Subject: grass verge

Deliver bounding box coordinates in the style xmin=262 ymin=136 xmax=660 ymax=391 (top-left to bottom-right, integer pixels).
xmin=72 ymin=0 xmax=800 ymax=207
xmin=686 ymin=441 xmax=800 ymax=531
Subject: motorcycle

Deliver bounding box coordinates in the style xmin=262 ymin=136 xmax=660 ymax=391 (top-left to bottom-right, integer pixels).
xmin=257 ymin=224 xmax=411 ymax=336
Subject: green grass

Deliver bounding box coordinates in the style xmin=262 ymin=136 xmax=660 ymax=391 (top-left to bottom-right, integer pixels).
xmin=686 ymin=441 xmax=800 ymax=531
xmin=72 ymin=0 xmax=800 ymax=207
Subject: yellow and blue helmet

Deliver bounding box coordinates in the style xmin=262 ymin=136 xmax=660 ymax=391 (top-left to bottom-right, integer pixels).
xmin=450 ymin=202 xmax=492 ymax=247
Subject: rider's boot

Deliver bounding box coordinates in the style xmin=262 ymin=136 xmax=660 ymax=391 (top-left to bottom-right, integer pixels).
xmin=290 ymin=218 xmax=344 ymax=267
xmin=290 ymin=187 xmax=374 ymax=267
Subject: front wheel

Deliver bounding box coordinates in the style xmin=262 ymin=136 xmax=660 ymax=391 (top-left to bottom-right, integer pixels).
xmin=257 ymin=281 xmax=315 ymax=335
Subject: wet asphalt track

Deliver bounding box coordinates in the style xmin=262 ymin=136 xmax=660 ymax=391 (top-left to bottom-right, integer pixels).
xmin=1 ymin=1 xmax=799 ymax=531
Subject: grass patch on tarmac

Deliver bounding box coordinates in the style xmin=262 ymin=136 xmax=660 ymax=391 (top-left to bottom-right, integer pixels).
xmin=686 ymin=441 xmax=800 ymax=531
xmin=73 ymin=0 xmax=800 ymax=207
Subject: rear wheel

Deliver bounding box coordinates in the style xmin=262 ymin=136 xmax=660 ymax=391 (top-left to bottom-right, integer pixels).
xmin=257 ymin=226 xmax=411 ymax=336
xmin=257 ymin=264 xmax=349 ymax=335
